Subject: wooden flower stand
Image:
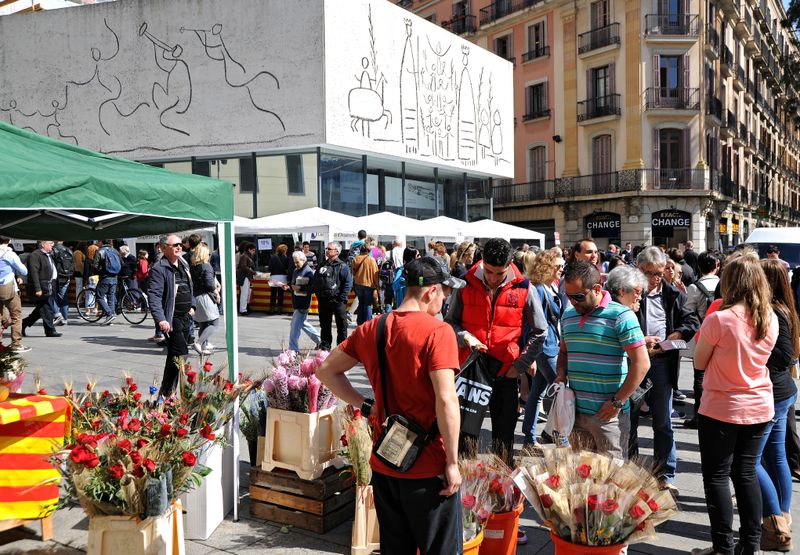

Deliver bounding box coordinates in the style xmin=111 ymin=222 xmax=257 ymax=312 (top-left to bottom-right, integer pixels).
xmin=351 ymin=485 xmax=379 ymax=555
xmin=0 ymin=515 xmax=52 ymax=541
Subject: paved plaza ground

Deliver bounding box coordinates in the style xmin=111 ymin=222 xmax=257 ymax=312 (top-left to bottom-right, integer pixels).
xmin=0 ymin=307 xmax=798 ymax=554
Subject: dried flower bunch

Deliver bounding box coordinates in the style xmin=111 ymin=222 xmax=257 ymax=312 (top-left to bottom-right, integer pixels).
xmin=338 ymin=406 xmax=373 ymax=486
xmin=53 ymin=360 xmax=262 ymax=518
xmin=513 ymin=446 xmax=678 ymax=546
xmin=0 ymin=337 xmax=26 ymax=393
xmin=264 ymin=350 xmax=336 ymax=413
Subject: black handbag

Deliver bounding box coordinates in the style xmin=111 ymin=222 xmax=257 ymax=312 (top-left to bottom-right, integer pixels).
xmin=372 ymin=313 xmax=439 ymax=472
xmin=455 ymin=350 xmax=503 ymax=438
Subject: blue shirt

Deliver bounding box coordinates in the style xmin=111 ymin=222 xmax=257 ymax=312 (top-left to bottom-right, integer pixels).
xmin=0 ymin=246 xmax=27 ymax=286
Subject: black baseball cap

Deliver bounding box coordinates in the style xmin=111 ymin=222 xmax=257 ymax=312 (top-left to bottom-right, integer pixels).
xmin=403 ymin=257 xmax=466 ymax=289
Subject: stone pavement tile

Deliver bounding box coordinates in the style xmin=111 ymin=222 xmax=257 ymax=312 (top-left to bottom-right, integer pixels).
xmin=193 ymin=515 xmax=281 ymax=552
xmin=233 ymin=530 xmax=349 ymax=555
xmin=184 ymin=541 xmax=218 ymax=555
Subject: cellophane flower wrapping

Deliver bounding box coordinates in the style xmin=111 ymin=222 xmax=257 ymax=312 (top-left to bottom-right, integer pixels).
xmin=515 ymin=447 xmax=678 ymax=546
xmin=338 ymin=406 xmax=373 ymax=486
xmin=264 ymin=349 xmax=337 ymax=413
xmin=459 ymin=459 xmax=495 ymax=542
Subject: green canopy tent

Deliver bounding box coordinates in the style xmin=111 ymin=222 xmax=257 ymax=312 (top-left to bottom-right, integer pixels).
xmin=0 ymin=121 xmax=244 ymax=518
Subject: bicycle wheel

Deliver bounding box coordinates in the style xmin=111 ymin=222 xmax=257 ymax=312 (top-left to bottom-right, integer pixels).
xmin=120 ymin=289 xmax=149 ymax=324
xmin=76 ymin=288 xmax=102 ymax=323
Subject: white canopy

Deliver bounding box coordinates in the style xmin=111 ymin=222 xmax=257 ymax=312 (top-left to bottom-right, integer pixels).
xmin=234 ymin=207 xmax=360 ymax=241
xmin=464 ymin=219 xmax=545 ymax=249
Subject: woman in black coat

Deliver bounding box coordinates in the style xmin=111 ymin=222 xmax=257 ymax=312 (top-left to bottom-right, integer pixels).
xmin=268 ymin=243 xmax=290 ymax=315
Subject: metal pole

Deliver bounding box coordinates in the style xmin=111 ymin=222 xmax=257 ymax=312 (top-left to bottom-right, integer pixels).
xmin=434 ymin=167 xmax=439 ymax=217
xmin=463 ymin=172 xmax=468 ymax=222
xmin=401 ymin=162 xmax=407 ymax=217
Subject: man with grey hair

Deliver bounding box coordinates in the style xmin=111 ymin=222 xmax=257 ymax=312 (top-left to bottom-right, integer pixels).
xmin=633 ymin=246 xmax=699 ymax=494
xmin=285 ymin=250 xmax=320 ymax=351
xmin=311 ymin=242 xmax=352 ymax=350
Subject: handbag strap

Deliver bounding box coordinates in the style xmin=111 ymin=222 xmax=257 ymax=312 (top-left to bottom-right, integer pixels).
xmin=375 ymin=312 xmax=439 ymax=440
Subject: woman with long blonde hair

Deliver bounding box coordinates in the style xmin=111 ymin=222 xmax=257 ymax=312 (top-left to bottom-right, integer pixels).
xmin=693 ymin=249 xmax=778 ymax=555
xmin=451 ymin=241 xmax=475 ymax=279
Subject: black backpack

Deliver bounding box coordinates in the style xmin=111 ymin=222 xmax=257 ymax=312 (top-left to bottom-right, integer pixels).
xmin=694 ymin=280 xmax=715 ymax=319
xmin=52 ymin=244 xmax=74 ymax=279
xmin=378 ymin=259 xmax=395 ymax=283
xmin=312 ymin=263 xmax=340 ymax=299
xmin=96 ymin=246 xmax=122 ymax=276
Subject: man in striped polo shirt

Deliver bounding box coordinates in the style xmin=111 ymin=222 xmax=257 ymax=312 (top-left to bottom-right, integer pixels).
xmin=554 ymin=261 xmax=650 ymax=457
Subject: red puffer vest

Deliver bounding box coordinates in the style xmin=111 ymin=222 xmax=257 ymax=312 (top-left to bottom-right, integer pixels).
xmin=458 ymin=263 xmax=529 ymax=376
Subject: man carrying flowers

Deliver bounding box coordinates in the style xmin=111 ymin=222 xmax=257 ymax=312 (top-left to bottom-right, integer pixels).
xmin=318 ymin=257 xmax=464 ymax=555
xmin=554 ymin=261 xmax=650 ymax=458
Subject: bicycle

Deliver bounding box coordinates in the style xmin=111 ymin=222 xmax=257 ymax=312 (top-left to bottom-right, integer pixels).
xmin=76 ymin=279 xmax=149 ymax=325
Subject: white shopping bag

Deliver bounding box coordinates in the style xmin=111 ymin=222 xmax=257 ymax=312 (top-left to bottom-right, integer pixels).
xmin=542 ymin=382 xmax=576 ymax=438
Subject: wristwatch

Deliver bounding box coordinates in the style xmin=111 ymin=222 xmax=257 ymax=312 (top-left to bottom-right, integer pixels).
xmin=360 ymin=398 xmax=374 ymax=417
xmin=611 ymin=396 xmax=625 ymax=409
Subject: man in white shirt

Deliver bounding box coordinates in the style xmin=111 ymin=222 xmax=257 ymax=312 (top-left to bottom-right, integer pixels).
xmin=390 ymin=239 xmax=405 ymax=269
xmin=0 ymin=237 xmax=29 ymax=352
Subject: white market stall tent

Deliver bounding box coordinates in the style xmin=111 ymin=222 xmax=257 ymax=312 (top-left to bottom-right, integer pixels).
xmin=464 ymin=219 xmax=545 ymax=249
xmin=234 ymin=207 xmax=360 ymax=243
xmin=354 ymin=211 xmax=465 ymax=244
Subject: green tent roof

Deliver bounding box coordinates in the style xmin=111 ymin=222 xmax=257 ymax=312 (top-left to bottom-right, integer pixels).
xmin=0 ymin=121 xmax=234 ymax=240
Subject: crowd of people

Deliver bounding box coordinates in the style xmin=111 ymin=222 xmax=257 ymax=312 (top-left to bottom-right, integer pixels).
xmin=311 ymin=234 xmax=799 ymax=555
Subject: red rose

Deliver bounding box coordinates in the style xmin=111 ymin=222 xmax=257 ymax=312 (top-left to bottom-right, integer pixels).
xmin=576 ymin=464 xmax=592 ymax=478
xmin=629 ymin=503 xmax=646 ymax=519
xmin=128 ymin=418 xmax=141 ymax=432
xmin=119 ymin=409 xmax=129 ymax=418
xmin=462 ymin=495 xmax=476 ymax=510
xmin=224 ymin=382 xmax=233 ymax=393
xmin=64 ymin=388 xmax=72 ymax=396
xmin=84 ymin=456 xmax=100 ymax=469
xmin=132 ymin=464 xmax=144 ymax=478
xmin=130 ymin=451 xmax=142 ymax=464
xmin=636 ymin=521 xmax=646 ymax=531
xmin=637 ymin=489 xmax=650 ymax=502
xmin=136 ymin=438 xmax=149 ymax=449
xmin=84 ymin=400 xmax=92 ymax=408
xmin=126 ymin=376 xmax=133 ymax=385
xmin=133 ymin=392 xmax=141 ymax=402
xmin=353 ymin=408 xmax=362 ymax=419
xmin=647 ymin=498 xmax=659 ymax=512
xmin=178 ymin=413 xmax=190 ymax=425
xmin=588 ymin=495 xmax=600 ymax=511
xmin=86 ymin=383 xmax=93 ymax=391
xmin=546 ymin=475 xmax=561 ymax=489
xmin=129 ymin=383 xmax=138 ymax=392
xmin=186 ymin=371 xmax=197 ymax=384
xmin=142 ymin=458 xmax=156 ymax=472
xmin=69 ymin=446 xmax=89 ymax=464
xmin=196 ymin=392 xmax=206 ymax=400
xmin=203 ymin=361 xmax=213 ymax=372
xmin=540 ymin=493 xmax=553 ymax=508
xmin=108 ymin=464 xmax=125 ymax=480
xmin=117 ymin=439 xmax=132 ymax=453
xmin=159 ymin=424 xmax=172 ymax=437
xmin=101 ymin=390 xmax=110 ymax=398
xmin=176 ymin=428 xmax=188 ymax=438
xmin=182 ymin=452 xmax=197 ymax=466
xmin=340 ymin=433 xmax=348 ymax=447
xmin=602 ymin=498 xmax=619 ymax=515
xmin=200 ymin=425 xmax=215 ymax=441
xmin=91 ymin=420 xmax=101 ymax=430
xmin=37 ymin=389 xmax=47 ymax=395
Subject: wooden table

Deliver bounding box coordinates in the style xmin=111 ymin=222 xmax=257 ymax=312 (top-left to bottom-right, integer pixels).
xmin=0 ymin=393 xmax=72 ymax=541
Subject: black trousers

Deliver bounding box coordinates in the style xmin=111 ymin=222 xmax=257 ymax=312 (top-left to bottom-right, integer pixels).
xmin=317 ymin=300 xmax=347 ymax=350
xmin=691 ymin=368 xmax=705 ymax=419
xmin=22 ymin=284 xmax=56 ymax=336
xmin=698 ymin=414 xmax=768 ymax=555
xmin=786 ymin=400 xmax=800 ymax=473
xmin=372 ymin=472 xmax=462 ymax=555
xmin=269 ymin=286 xmax=285 ymax=312
xmin=160 ymin=312 xmax=191 ymax=396
xmin=489 ymin=376 xmax=519 ymax=465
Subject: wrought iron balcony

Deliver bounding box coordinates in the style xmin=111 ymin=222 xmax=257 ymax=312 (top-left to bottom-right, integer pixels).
xmin=717 ymin=173 xmax=737 ymax=198
xmin=644 ymin=14 xmax=700 ymax=37
xmin=643 ymin=169 xmax=708 ymax=191
xmin=493 ymin=180 xmax=554 ymax=204
xmin=397 ymin=0 xmax=413 ymax=7
xmin=479 ymin=0 xmax=545 ymax=26
xmin=442 ymin=15 xmax=477 ymax=35
xmin=572 ymin=172 xmax=624 ymax=195
xmin=577 ymin=93 xmax=621 ymax=121
xmin=521 ymin=45 xmax=550 ymax=62
xmin=706 ymin=95 xmax=723 ymax=121
xmin=523 ymin=107 xmax=551 ymax=121
xmin=578 ymin=23 xmax=620 ymax=54
xmin=644 ymin=87 xmax=700 ymax=110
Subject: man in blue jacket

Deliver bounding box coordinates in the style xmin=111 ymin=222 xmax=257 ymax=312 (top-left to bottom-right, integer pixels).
xmin=285 ymin=251 xmax=320 ymax=351
xmin=147 ymin=234 xmax=195 ymax=396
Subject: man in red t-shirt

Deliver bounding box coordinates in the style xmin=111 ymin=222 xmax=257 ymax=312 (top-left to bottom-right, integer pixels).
xmin=317 ymin=257 xmax=464 ymax=555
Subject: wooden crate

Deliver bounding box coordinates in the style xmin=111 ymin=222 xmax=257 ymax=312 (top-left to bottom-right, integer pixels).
xmin=249 ymin=466 xmax=355 ymax=534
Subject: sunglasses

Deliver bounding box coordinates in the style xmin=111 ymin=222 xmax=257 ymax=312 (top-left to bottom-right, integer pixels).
xmin=169 ymin=243 xmax=183 ymax=248
xmin=644 ymin=271 xmax=664 ymax=278
xmin=567 ymin=293 xmax=588 ymax=302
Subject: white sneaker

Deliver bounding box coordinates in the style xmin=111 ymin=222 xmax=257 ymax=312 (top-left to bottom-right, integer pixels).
xmin=192 ymin=342 xmax=204 ymax=355
xmin=204 ymin=342 xmax=215 ymax=350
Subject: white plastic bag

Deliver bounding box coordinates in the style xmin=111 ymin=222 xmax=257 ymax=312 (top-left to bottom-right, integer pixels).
xmin=542 ymin=382 xmax=576 ymax=438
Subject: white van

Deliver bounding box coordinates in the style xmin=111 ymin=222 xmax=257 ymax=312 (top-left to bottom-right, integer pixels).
xmin=744 ymin=227 xmax=800 ymax=269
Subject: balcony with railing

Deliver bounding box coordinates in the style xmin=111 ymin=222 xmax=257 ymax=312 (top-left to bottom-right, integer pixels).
xmin=721 ymin=109 xmax=736 ymax=138
xmin=642 ymin=168 xmax=710 ymax=191
xmin=705 ymin=27 xmax=720 ymax=59
xmin=733 ymin=7 xmax=751 ymax=40
xmin=644 ymin=87 xmax=700 ymax=111
xmin=479 ymin=0 xmax=545 ymax=26
xmin=521 ymin=45 xmax=550 ymax=62
xmin=720 ymin=46 xmax=734 ymax=76
xmin=733 ymin=65 xmax=746 ymax=91
xmin=706 ymin=95 xmax=723 ymax=123
xmin=744 ymin=79 xmax=755 ymax=103
xmin=442 ymin=14 xmax=477 ymax=35
xmin=644 ymin=14 xmax=699 ymax=39
xmin=578 ymin=23 xmax=620 ymax=55
xmin=571 ymin=172 xmax=626 ymax=196
xmin=523 ymin=104 xmax=551 ymax=121
xmin=577 ymin=93 xmax=621 ymax=122
xmin=493 ymin=179 xmax=554 ymax=204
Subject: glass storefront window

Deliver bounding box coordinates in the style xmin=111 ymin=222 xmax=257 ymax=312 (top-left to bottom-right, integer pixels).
xmin=404 ymin=162 xmax=437 ymax=220
xmin=320 ymin=152 xmax=365 ymax=216
xmin=439 ymin=169 xmax=466 ymax=220
xmin=256 ymin=153 xmax=317 ymax=217
xmin=364 ymin=158 xmax=403 ymax=215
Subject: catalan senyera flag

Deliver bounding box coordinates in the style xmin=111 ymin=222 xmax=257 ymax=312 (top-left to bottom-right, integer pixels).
xmin=0 ymin=394 xmax=71 ymax=520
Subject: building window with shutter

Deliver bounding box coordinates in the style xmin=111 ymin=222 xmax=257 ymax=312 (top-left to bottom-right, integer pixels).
xmin=525 ymin=82 xmax=549 ymax=120
xmin=528 ymin=145 xmax=547 ymax=182
xmin=494 ymin=34 xmax=513 ymax=62
xmin=526 ymin=21 xmax=547 ymax=59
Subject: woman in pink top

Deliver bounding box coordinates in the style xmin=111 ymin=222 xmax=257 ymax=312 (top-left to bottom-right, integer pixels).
xmin=692 ymin=249 xmax=778 ymax=555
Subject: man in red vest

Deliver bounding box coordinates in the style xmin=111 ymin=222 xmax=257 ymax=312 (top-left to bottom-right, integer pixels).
xmin=445 ymin=237 xmax=547 ymax=460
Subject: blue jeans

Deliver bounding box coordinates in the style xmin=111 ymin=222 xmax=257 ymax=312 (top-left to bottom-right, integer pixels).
xmin=50 ymin=279 xmax=70 ymax=320
xmin=645 ymin=357 xmax=677 ymax=482
xmin=355 ymin=285 xmax=374 ymax=326
xmin=289 ymin=309 xmax=321 ymax=352
xmin=522 ymin=353 xmax=559 ymax=445
xmin=96 ymin=276 xmax=117 ymax=316
xmin=756 ymin=393 xmax=797 ymax=516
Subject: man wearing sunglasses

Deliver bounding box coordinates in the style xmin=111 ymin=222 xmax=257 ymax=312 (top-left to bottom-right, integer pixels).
xmin=633 ymin=246 xmax=699 ymax=495
xmin=554 ymin=260 xmax=650 ymax=459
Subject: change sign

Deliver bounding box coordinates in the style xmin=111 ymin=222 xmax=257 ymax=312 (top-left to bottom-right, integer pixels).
xmin=585 ymin=212 xmax=621 ymax=238
xmin=651 ymin=209 xmax=691 ymax=237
